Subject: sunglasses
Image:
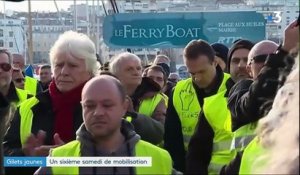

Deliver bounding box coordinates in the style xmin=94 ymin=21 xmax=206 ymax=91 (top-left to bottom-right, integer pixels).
xmin=14 ymin=78 xmax=25 ymax=83
xmin=251 ymin=54 xmax=269 ymax=64
xmin=168 ymin=78 xmax=178 ymax=83
xmin=0 ymin=63 xmax=12 ymax=72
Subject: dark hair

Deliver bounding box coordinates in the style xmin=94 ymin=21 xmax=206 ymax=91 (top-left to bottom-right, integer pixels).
xmin=40 ymin=64 xmax=51 ymax=70
xmin=0 ymin=48 xmax=12 ymax=64
xmin=184 ymin=39 xmax=215 ymax=62
xmin=143 ymin=65 xmax=167 ymax=84
xmin=227 ymin=39 xmax=254 ymax=72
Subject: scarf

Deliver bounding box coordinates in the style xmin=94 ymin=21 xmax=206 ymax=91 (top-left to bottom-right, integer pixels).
xmin=49 ymin=80 xmax=85 ymax=143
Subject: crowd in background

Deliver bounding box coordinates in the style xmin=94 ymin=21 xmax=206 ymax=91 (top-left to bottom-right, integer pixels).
xmin=0 ymin=16 xmax=299 ymax=175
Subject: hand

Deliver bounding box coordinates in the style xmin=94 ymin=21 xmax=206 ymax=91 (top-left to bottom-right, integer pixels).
xmin=53 ymin=133 xmax=65 ymax=145
xmin=33 ymin=134 xmax=64 ymax=156
xmin=34 ymin=145 xmax=57 ymax=157
xmin=282 ymin=20 xmax=299 ymax=52
xmin=22 ymin=131 xmax=65 ymax=156
xmin=22 ymin=130 xmax=46 ymax=156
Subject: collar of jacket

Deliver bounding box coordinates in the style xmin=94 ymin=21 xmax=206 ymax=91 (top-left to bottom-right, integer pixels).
xmin=192 ymin=65 xmax=224 ymax=98
xmin=76 ymin=120 xmax=140 ymax=157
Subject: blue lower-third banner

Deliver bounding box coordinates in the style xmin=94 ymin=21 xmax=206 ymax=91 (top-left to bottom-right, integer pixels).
xmin=4 ymin=157 xmax=151 ymax=167
xmin=4 ymin=157 xmax=46 ymax=167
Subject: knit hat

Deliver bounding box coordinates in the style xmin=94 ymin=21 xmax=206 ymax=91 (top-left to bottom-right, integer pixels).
xmin=157 ymin=62 xmax=170 ymax=77
xmin=211 ymin=43 xmax=229 ymax=64
xmin=227 ymin=39 xmax=254 ymax=72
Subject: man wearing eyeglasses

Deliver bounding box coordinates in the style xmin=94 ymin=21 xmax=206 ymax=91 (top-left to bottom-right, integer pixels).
xmin=12 ymin=54 xmax=43 ymax=95
xmin=0 ymin=49 xmax=32 ymax=106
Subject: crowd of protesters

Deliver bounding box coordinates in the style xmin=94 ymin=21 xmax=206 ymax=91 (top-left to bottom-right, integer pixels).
xmin=0 ymin=17 xmax=299 ymax=175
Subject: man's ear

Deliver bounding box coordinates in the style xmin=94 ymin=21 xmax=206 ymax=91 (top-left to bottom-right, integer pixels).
xmin=246 ymin=64 xmax=253 ymax=78
xmin=212 ymin=56 xmax=218 ymax=67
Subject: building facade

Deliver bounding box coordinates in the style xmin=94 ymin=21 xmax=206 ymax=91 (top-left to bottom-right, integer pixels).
xmin=0 ymin=18 xmax=26 ymax=57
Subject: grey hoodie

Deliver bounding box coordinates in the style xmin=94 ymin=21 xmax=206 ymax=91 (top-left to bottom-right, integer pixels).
xmin=34 ymin=120 xmax=182 ymax=175
xmin=35 ymin=120 xmax=141 ymax=175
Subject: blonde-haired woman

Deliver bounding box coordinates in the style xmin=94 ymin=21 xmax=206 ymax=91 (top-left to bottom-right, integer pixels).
xmin=255 ymin=55 xmax=299 ymax=174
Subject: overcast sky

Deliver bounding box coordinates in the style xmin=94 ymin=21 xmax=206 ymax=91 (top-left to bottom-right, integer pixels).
xmin=0 ymin=0 xmax=92 ymax=13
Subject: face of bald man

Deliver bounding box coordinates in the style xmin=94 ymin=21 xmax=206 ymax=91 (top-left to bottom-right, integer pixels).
xmin=81 ymin=76 xmax=128 ymax=139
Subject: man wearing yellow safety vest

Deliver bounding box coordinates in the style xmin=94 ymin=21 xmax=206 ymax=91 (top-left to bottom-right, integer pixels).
xmin=220 ymin=20 xmax=299 ymax=174
xmin=141 ymin=65 xmax=168 ymax=124
xmin=12 ymin=53 xmax=43 ymax=95
xmin=109 ymin=52 xmax=165 ymax=145
xmin=153 ymin=55 xmax=176 ymax=97
xmin=34 ymin=75 xmax=175 ymax=175
xmin=164 ymin=39 xmax=235 ymax=174
xmin=0 ymin=49 xmax=32 ymax=107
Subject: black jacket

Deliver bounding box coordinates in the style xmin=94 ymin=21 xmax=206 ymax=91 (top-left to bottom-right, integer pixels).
xmin=228 ymin=51 xmax=294 ymax=132
xmin=164 ymin=66 xmax=234 ymax=173
xmin=39 ymin=81 xmax=51 ymax=91
xmin=6 ymin=82 xmax=33 ymax=105
xmin=0 ymin=93 xmax=10 ymax=175
xmin=220 ymin=50 xmax=294 ymax=174
xmin=3 ymin=90 xmax=83 ymax=175
xmin=129 ymin=77 xmax=165 ymax=145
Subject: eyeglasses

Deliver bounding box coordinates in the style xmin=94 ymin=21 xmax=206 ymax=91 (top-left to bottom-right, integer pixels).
xmin=0 ymin=63 xmax=12 ymax=72
xmin=14 ymin=78 xmax=25 ymax=83
xmin=168 ymin=78 xmax=178 ymax=83
xmin=250 ymin=54 xmax=268 ymax=64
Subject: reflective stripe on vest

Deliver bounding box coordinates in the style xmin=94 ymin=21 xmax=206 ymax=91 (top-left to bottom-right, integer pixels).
xmin=173 ymin=73 xmax=235 ymax=174
xmin=25 ymin=76 xmax=38 ymax=95
xmin=203 ymin=88 xmax=235 ymax=174
xmin=138 ymin=93 xmax=166 ymax=117
xmin=239 ymin=137 xmax=268 ymax=174
xmin=19 ymin=97 xmax=39 ymax=146
xmin=51 ymin=140 xmax=173 ymax=175
xmin=231 ymin=122 xmax=257 ymax=151
xmin=161 ymin=93 xmax=168 ymax=107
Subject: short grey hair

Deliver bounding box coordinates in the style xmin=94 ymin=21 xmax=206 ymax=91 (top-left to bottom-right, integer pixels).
xmin=109 ymin=52 xmax=141 ymax=75
xmin=153 ymin=54 xmax=171 ymax=65
xmin=49 ymin=31 xmax=100 ymax=75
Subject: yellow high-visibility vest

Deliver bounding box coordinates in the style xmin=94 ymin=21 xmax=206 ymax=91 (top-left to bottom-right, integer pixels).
xmin=173 ymin=73 xmax=235 ymax=174
xmin=19 ymin=97 xmax=39 ymax=146
xmin=138 ymin=93 xmax=168 ymax=118
xmin=51 ymin=140 xmax=173 ymax=175
xmin=24 ymin=76 xmax=38 ymax=95
xmin=239 ymin=137 xmax=268 ymax=174
xmin=231 ymin=122 xmax=257 ymax=152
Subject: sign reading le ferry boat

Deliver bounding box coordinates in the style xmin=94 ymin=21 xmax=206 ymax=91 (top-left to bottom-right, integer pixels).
xmin=103 ymin=11 xmax=265 ymax=48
